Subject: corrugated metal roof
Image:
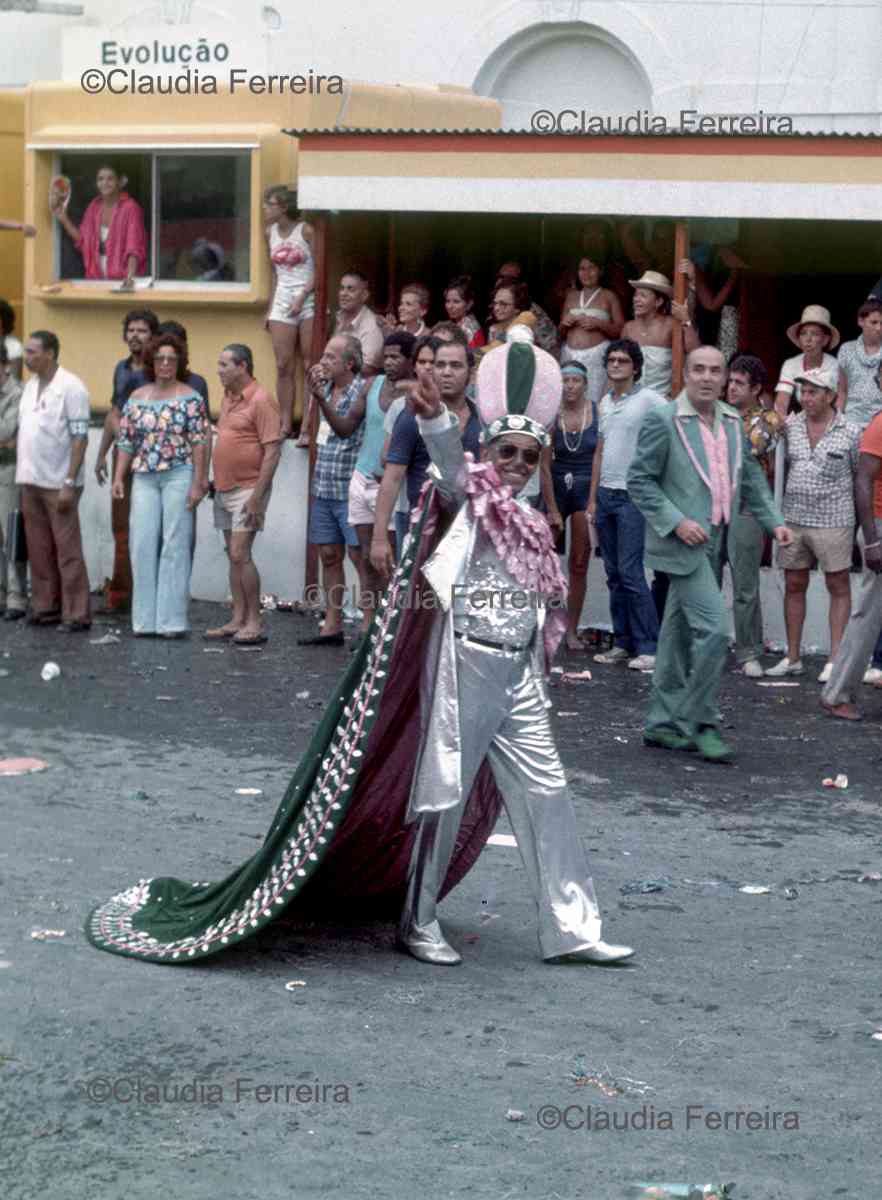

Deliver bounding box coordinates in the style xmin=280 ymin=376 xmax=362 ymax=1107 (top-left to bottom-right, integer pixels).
xmin=284 ymin=127 xmax=882 ymax=140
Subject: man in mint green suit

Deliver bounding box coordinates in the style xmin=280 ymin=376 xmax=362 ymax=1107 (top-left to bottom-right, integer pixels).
xmin=627 ymin=346 xmax=792 ymax=762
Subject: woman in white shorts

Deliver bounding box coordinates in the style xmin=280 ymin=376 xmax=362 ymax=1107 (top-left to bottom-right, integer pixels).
xmin=263 ymin=185 xmax=315 ymax=443
xmin=559 ymin=255 xmax=623 ymax=406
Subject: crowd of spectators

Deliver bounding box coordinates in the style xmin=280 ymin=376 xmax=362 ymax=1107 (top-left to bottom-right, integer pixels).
xmin=4 ymin=219 xmax=882 ymax=722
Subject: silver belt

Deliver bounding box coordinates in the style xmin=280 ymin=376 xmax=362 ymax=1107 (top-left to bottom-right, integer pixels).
xmin=454 ymin=631 xmax=529 ymax=653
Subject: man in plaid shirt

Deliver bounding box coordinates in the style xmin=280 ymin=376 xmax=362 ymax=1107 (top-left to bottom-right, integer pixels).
xmin=767 ymin=366 xmax=861 ymax=682
xmin=299 ymin=334 xmax=366 ymax=647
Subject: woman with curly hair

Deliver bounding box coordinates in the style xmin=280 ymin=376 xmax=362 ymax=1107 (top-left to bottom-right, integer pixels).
xmin=112 ymin=333 xmax=209 ymax=637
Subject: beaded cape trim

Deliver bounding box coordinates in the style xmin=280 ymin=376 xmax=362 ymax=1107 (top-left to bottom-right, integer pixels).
xmin=85 ymin=496 xmax=432 ymax=963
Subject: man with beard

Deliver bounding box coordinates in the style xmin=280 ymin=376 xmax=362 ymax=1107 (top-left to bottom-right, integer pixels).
xmin=94 ymin=308 xmax=158 ymax=614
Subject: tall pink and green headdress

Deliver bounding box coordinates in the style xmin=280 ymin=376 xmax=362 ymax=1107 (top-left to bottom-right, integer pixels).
xmin=476 ymin=326 xmax=562 ymax=447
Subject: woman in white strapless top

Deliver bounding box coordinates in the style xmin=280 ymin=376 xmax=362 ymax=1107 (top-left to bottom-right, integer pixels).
xmin=559 ymin=256 xmax=624 ymax=405
xmin=263 ymin=184 xmax=315 ymax=441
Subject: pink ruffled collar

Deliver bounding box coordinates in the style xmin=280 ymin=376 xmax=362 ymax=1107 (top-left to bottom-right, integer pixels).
xmin=462 ymin=457 xmax=568 ymax=660
xmin=461 ymin=458 xmax=567 ymax=597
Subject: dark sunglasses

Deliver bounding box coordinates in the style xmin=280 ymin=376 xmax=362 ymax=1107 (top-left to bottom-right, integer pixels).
xmin=606 ymin=354 xmax=633 ymax=365
xmin=496 ymin=443 xmax=541 ymax=467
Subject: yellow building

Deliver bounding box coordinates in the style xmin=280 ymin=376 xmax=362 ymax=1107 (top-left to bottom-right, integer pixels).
xmin=0 ymin=90 xmax=26 ymax=343
xmin=22 ymin=80 xmax=500 ymax=418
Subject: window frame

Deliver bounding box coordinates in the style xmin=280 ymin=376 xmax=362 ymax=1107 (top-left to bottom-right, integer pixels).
xmin=51 ymin=146 xmax=254 ymax=292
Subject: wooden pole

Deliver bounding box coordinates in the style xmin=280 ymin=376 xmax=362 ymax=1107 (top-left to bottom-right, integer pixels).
xmin=671 ymin=219 xmax=690 ymax=397
xmin=303 ymin=211 xmax=329 ymax=597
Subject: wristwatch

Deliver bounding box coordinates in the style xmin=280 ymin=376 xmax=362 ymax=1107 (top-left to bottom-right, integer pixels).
xmin=63 ymin=476 xmax=75 ymax=487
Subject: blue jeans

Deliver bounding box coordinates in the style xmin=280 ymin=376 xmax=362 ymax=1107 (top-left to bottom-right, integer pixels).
xmin=595 ymin=486 xmax=659 ymax=656
xmin=130 ymin=466 xmax=193 ymax=634
xmin=873 ymin=627 xmax=882 ymax=669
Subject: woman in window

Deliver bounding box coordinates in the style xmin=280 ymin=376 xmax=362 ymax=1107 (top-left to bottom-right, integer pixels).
xmin=51 ymin=164 xmax=147 ymax=286
xmin=263 ymin=185 xmax=315 ymax=442
xmin=112 ymin=333 xmax=208 ymax=638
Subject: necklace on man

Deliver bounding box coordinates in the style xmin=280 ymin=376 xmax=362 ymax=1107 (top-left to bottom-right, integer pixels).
xmin=560 ymin=405 xmax=587 ymax=453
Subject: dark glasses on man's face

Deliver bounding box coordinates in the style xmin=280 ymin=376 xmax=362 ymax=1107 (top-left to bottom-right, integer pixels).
xmin=606 ymin=355 xmax=632 ymax=365
xmin=496 ymin=443 xmax=540 ymax=466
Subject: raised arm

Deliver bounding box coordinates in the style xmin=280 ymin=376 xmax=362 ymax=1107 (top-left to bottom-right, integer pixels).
xmin=50 ymin=196 xmax=81 ymax=245
xmin=409 ymin=373 xmax=467 ymax=504
xmin=311 ymin=369 xmax=367 ymax=438
xmin=0 ymin=219 xmax=36 ymax=237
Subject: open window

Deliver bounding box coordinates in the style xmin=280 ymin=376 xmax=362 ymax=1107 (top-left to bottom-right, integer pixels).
xmin=54 ymin=149 xmax=251 ymax=287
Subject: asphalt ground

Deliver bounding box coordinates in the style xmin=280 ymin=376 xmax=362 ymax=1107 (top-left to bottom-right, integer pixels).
xmin=1 ymin=601 xmax=880 ymax=1199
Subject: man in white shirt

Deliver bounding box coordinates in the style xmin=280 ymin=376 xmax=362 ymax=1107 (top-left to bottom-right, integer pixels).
xmin=0 ymin=342 xmax=26 ymax=618
xmin=16 ymin=330 xmax=91 ymax=631
xmin=587 ymin=338 xmax=667 ymax=670
xmin=333 ymin=272 xmax=384 ymax=376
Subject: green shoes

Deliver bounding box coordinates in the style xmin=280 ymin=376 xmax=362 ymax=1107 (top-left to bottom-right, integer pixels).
xmin=643 ymin=728 xmax=695 ymax=752
xmin=644 ymin=726 xmax=735 ymax=762
xmin=693 ymin=726 xmax=735 ymax=763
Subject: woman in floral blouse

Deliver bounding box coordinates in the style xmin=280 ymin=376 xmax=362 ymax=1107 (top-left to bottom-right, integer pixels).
xmin=113 ymin=332 xmax=209 ymax=637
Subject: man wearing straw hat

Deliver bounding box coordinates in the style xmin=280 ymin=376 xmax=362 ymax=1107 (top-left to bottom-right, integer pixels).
xmin=622 ymin=271 xmax=698 ymax=398
xmin=767 ymin=366 xmax=860 ymax=682
xmin=774 ymin=304 xmax=840 ymax=419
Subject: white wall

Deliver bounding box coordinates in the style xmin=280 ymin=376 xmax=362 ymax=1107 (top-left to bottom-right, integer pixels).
xmin=80 ymin=430 xmax=314 ymax=606
xmin=76 ymin=429 xmax=839 ymax=654
xmin=4 ymin=1 xmax=882 ymax=134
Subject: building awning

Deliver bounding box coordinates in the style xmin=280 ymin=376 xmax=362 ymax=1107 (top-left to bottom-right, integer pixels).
xmin=290 ymin=132 xmax=882 ymax=222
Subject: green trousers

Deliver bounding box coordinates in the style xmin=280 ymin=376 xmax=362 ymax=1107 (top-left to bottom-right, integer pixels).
xmin=728 ymin=509 xmax=764 ymax=664
xmin=646 ymin=528 xmax=729 ymax=737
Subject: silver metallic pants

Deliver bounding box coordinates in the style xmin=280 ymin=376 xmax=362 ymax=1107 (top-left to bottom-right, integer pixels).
xmin=400 ymin=639 xmax=603 ymax=959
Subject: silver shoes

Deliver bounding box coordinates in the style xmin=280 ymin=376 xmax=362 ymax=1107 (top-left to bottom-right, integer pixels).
xmin=549 ymin=940 xmax=635 ymax=965
xmin=397 ymin=923 xmax=462 ymax=966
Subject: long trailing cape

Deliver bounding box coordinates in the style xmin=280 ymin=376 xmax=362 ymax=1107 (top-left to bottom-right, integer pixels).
xmin=85 ymin=481 xmax=506 ymax=963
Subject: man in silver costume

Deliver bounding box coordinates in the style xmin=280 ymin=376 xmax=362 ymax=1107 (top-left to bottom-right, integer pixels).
xmin=396 ymin=331 xmax=634 ymax=967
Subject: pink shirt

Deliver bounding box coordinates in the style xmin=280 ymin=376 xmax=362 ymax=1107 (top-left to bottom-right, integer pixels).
xmin=698 ymin=416 xmax=731 ymax=525
xmin=76 ymin=193 xmax=148 ymax=280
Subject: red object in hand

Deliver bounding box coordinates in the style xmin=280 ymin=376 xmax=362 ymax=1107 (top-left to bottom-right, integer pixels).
xmin=49 ymin=175 xmax=71 ymax=212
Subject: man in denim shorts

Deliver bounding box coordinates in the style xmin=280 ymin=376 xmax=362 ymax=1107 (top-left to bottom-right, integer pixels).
xmin=299 ymin=334 xmax=366 ymax=647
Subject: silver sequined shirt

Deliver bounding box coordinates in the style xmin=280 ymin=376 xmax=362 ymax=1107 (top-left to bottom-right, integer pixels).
xmin=452 ymin=531 xmax=539 ymax=646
